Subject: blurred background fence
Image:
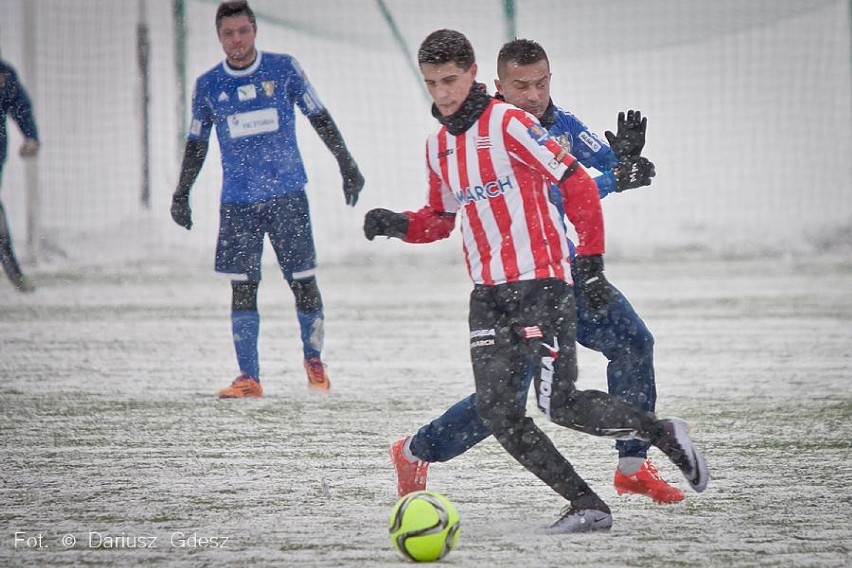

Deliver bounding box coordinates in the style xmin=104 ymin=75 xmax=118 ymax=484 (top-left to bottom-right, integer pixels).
xmin=0 ymin=0 xmax=849 ymax=271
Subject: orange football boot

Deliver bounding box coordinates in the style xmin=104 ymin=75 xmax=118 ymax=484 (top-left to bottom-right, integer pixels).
xmin=304 ymin=357 xmax=331 ymax=391
xmin=390 ymin=438 xmax=430 ymax=497
xmin=614 ymin=459 xmax=685 ymax=504
xmin=217 ymin=375 xmax=263 ymax=399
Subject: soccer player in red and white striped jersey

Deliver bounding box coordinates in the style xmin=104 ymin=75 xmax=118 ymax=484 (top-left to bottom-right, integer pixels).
xmin=364 ymin=29 xmax=708 ymax=532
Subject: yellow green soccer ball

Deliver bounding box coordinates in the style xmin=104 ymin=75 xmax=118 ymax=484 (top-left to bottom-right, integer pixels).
xmin=388 ymin=490 xmax=460 ymax=562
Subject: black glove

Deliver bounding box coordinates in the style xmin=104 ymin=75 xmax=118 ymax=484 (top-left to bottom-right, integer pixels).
xmin=604 ymin=110 xmax=646 ymax=159
xmin=340 ymin=157 xmax=365 ymax=207
xmin=613 ymin=155 xmax=656 ymax=192
xmin=574 ymin=254 xmax=615 ymax=313
xmin=170 ymin=194 xmax=192 ymax=230
xmin=364 ymin=208 xmax=409 ymax=240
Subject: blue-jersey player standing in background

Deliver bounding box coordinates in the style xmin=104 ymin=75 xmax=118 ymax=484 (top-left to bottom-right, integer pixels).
xmin=0 ymin=58 xmax=40 ymax=293
xmin=170 ymin=1 xmax=364 ymax=398
xmin=390 ymin=39 xmax=684 ymax=504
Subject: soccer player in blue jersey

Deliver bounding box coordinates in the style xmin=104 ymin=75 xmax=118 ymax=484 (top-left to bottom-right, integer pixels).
xmin=170 ymin=1 xmax=364 ymax=398
xmin=389 ymin=38 xmax=683 ymax=504
xmin=0 ymin=58 xmax=40 ymax=293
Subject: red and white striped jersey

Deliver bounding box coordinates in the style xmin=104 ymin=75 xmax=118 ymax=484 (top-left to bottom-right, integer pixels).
xmin=419 ymin=99 xmax=603 ymax=286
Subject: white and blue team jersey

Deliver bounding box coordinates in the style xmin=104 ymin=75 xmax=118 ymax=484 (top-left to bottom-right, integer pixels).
xmin=544 ymin=103 xmax=620 ymax=198
xmin=188 ymin=51 xmax=326 ymax=204
xmin=540 ymin=102 xmax=620 ymax=259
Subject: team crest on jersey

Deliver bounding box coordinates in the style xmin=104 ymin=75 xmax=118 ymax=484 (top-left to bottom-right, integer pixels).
xmin=262 ymin=81 xmax=276 ymax=97
xmin=555 ymin=134 xmax=571 ymax=152
xmin=527 ymin=123 xmax=549 ymax=144
xmin=237 ymin=84 xmax=257 ymax=101
xmin=475 ymin=136 xmax=491 ymax=150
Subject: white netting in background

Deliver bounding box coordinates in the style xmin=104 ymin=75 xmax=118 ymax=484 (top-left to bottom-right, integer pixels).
xmin=0 ymin=0 xmax=849 ymax=272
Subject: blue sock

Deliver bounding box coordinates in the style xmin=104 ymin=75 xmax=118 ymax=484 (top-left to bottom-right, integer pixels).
xmin=296 ymin=309 xmax=324 ymax=360
xmin=232 ymin=310 xmax=260 ymax=380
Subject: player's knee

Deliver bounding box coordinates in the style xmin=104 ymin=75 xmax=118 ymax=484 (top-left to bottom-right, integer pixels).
xmin=631 ymin=324 xmax=654 ymax=353
xmin=231 ymin=280 xmax=259 ymax=311
xmin=289 ymin=276 xmax=322 ymax=312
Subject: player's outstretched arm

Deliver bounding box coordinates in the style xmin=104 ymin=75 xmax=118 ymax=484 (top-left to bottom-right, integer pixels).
xmin=612 ymin=155 xmax=656 ymax=192
xmin=364 ymin=206 xmax=455 ymax=243
xmin=309 ymin=110 xmax=365 ymax=207
xmin=170 ymin=139 xmax=208 ymax=231
xmin=364 ymin=208 xmax=409 ymax=240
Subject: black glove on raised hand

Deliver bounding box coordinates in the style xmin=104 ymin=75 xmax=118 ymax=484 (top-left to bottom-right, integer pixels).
xmin=340 ymin=157 xmax=365 ymax=207
xmin=613 ymin=155 xmax=656 ymax=192
xmin=363 ymin=208 xmax=409 ymax=240
xmin=170 ymin=194 xmax=192 ymax=230
xmin=574 ymin=254 xmax=615 ymax=313
xmin=604 ymin=110 xmax=646 ymax=159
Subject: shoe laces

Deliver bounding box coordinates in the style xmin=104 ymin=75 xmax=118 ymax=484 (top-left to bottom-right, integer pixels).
xmin=643 ymin=459 xmax=665 ymax=481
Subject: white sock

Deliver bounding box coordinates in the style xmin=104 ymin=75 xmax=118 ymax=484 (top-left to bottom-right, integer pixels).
xmin=618 ymin=457 xmax=645 ymax=475
xmin=402 ymin=437 xmax=420 ymax=463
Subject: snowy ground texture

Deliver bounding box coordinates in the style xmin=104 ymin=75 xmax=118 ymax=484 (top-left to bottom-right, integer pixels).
xmin=1 ymin=255 xmax=851 ymax=567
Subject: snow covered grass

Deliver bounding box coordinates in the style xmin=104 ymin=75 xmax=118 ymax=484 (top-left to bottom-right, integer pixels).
xmin=1 ymin=256 xmax=850 ymax=566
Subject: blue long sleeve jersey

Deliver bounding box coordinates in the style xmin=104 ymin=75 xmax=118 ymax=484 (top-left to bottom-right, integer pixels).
xmin=538 ymin=99 xmax=619 ymax=198
xmin=0 ymin=59 xmax=39 ymax=168
xmin=537 ymin=100 xmax=620 ymax=258
xmin=188 ymin=51 xmax=326 ymax=204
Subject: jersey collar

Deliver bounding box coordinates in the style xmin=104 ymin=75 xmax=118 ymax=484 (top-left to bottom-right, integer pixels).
xmin=538 ymin=99 xmax=557 ymax=130
xmin=493 ymin=93 xmax=556 ymax=130
xmin=223 ymin=50 xmax=262 ymax=77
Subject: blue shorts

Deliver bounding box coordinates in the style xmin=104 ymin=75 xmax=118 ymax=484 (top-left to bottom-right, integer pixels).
xmin=215 ymin=191 xmax=317 ymax=281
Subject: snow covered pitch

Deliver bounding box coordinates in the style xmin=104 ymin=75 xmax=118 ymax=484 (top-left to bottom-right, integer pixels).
xmin=1 ymin=256 xmax=850 ymax=566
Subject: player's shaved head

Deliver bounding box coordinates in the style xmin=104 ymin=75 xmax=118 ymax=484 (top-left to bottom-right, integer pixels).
xmin=497 ymin=38 xmax=549 ymax=79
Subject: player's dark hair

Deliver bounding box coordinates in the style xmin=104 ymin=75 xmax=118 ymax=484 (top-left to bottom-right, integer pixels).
xmin=418 ymin=29 xmax=475 ymax=70
xmin=497 ymin=38 xmax=549 ymax=78
xmin=216 ymin=1 xmax=256 ymax=31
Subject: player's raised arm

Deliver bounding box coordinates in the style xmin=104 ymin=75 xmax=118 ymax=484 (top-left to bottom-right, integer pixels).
xmin=605 ymin=110 xmax=656 ymax=194
xmin=605 ymin=109 xmax=647 ymax=158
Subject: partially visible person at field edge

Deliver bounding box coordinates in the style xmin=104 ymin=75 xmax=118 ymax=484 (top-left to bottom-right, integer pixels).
xmin=0 ymin=58 xmax=40 ymax=293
